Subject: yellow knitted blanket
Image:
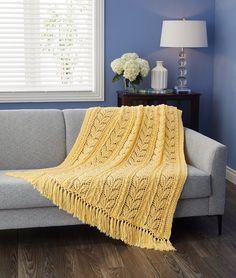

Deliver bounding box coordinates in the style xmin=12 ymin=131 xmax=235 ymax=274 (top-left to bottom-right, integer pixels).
xmin=7 ymin=105 xmax=187 ymax=251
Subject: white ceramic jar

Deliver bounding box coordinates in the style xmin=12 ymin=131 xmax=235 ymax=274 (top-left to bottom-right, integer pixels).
xmin=151 ymin=61 xmax=168 ymax=91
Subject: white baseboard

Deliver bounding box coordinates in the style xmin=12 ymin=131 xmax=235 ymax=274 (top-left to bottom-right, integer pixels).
xmin=226 ymin=166 xmax=236 ymax=185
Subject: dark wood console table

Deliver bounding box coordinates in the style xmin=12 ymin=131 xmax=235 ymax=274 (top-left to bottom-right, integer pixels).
xmin=117 ymin=91 xmax=201 ymax=131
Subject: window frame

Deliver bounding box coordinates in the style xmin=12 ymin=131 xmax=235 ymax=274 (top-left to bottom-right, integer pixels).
xmin=0 ymin=0 xmax=104 ymax=103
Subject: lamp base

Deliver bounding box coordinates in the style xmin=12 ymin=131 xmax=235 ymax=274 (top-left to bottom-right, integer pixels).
xmin=175 ymin=48 xmax=191 ymax=94
xmin=174 ymin=86 xmax=191 ymax=94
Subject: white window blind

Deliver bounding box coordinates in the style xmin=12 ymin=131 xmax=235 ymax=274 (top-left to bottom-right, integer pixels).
xmin=0 ymin=0 xmax=104 ymax=102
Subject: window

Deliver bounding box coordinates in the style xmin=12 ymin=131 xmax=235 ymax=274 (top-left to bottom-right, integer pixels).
xmin=0 ymin=0 xmax=104 ymax=102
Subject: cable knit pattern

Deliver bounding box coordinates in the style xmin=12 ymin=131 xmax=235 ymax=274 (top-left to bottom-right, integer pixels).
xmin=7 ymin=105 xmax=187 ymax=251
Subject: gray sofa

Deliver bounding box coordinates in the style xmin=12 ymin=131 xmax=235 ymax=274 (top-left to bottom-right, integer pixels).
xmin=0 ymin=109 xmax=227 ymax=233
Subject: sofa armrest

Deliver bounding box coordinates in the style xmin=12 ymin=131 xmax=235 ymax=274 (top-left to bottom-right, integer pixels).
xmin=184 ymin=128 xmax=227 ymax=215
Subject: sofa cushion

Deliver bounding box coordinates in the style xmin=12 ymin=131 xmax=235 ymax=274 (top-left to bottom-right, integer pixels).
xmin=180 ymin=165 xmax=211 ymax=199
xmin=63 ymin=109 xmax=86 ymax=154
xmin=0 ymin=110 xmax=66 ymax=170
xmin=0 ymin=165 xmax=210 ymax=210
xmin=0 ymin=170 xmax=54 ymax=209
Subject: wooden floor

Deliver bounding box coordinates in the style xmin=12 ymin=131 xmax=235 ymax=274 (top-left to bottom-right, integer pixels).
xmin=1 ymin=183 xmax=236 ymax=278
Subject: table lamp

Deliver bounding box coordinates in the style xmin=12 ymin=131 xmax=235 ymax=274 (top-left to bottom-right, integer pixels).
xmin=160 ymin=19 xmax=208 ymax=93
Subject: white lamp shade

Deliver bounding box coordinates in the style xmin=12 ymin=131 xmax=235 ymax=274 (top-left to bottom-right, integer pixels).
xmin=160 ymin=20 xmax=208 ymax=48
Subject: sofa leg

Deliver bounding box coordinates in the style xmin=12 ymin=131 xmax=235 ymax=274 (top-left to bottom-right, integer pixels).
xmin=217 ymin=215 xmax=222 ymax=235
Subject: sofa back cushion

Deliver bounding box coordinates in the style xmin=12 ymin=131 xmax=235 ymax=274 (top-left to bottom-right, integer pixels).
xmin=0 ymin=110 xmax=66 ymax=170
xmin=63 ymin=109 xmax=86 ymax=154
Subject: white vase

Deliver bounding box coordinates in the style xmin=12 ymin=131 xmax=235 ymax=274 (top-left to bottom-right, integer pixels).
xmin=151 ymin=61 xmax=168 ymax=91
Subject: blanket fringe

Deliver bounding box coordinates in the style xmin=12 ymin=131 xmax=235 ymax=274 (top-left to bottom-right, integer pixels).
xmin=7 ymin=171 xmax=176 ymax=252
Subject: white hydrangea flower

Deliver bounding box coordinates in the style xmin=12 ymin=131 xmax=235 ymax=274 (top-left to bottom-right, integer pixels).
xmin=121 ymin=52 xmax=139 ymax=62
xmin=110 ymin=58 xmax=124 ymax=75
xmin=111 ymin=52 xmax=150 ymax=85
xmin=137 ymin=58 xmax=150 ymax=78
xmin=123 ymin=60 xmax=140 ymax=82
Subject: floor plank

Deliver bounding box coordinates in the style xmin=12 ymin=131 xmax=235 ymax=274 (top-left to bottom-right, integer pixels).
xmin=0 ymin=183 xmax=236 ymax=277
xmin=0 ymin=230 xmax=18 ymax=278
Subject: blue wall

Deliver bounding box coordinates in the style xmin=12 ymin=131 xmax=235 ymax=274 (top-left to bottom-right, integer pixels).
xmin=0 ymin=0 xmax=215 ymax=134
xmin=213 ymin=0 xmax=236 ymax=169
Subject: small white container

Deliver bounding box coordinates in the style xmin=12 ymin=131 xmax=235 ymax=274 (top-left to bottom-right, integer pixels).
xmin=151 ymin=61 xmax=168 ymax=91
